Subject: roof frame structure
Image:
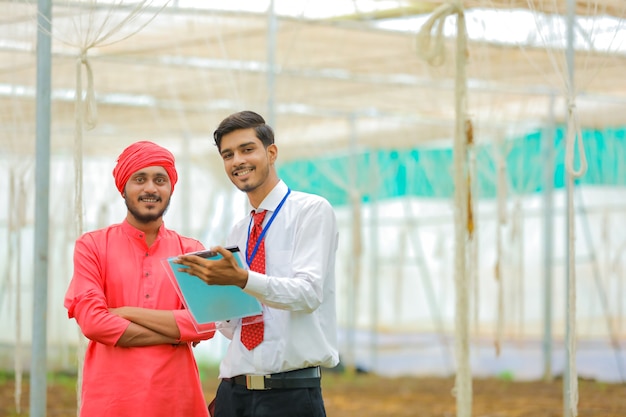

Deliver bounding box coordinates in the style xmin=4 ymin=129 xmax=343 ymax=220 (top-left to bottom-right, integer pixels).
xmin=1 ymin=1 xmax=625 ymax=161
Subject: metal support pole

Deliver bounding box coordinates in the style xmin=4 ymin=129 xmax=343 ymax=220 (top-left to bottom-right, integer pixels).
xmin=345 ymin=113 xmax=361 ymax=375
xmin=266 ymin=0 xmax=277 ymax=127
xmin=181 ymin=133 xmax=191 ymax=236
xmin=31 ymin=1 xmax=52 ymax=416
xmin=542 ymin=94 xmax=556 ymax=382
xmin=368 ymin=163 xmax=379 ymax=372
xmin=564 ymin=0 xmax=576 ymax=416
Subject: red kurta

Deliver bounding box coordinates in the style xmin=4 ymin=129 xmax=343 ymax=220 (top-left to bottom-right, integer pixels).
xmin=65 ymin=220 xmax=213 ymax=417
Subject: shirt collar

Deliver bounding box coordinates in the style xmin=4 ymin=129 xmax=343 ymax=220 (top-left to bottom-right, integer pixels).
xmin=121 ymin=218 xmax=166 ymax=242
xmin=256 ymin=180 xmax=288 ymax=213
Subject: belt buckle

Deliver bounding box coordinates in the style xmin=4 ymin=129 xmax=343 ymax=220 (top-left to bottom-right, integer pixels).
xmin=246 ymin=375 xmax=269 ymax=390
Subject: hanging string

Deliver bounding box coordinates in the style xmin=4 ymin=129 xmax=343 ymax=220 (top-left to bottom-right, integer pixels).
xmin=564 ymin=37 xmax=586 ymax=417
xmin=494 ymin=149 xmax=507 ymax=357
xmin=453 ymin=6 xmax=472 ymax=413
xmin=5 ymin=169 xmax=28 ymax=414
xmin=512 ymin=200 xmax=525 ymax=337
xmin=566 ymin=185 xmax=579 ymax=417
xmin=468 ymin=124 xmax=480 ymax=337
xmin=9 ymin=171 xmax=22 ymax=414
xmin=564 ymin=96 xmax=588 ymax=179
xmin=415 ymin=1 xmax=463 ymax=66
xmin=416 ymin=2 xmax=472 ymax=417
xmin=77 ymin=50 xmax=98 ymax=130
xmin=74 ymin=50 xmax=85 ymax=241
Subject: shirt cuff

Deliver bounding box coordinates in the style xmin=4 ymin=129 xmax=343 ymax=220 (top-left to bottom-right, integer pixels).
xmin=172 ymin=309 xmax=200 ymax=340
xmin=244 ymin=270 xmax=267 ymax=296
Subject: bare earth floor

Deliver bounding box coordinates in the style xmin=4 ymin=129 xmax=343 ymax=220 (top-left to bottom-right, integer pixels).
xmin=1 ymin=371 xmax=625 ymax=417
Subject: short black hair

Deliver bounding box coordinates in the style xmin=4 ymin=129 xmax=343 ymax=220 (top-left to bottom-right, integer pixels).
xmin=213 ymin=110 xmax=274 ymax=151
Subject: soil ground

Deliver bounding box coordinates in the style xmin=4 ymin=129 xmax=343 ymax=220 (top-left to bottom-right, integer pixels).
xmin=1 ymin=368 xmax=625 ymax=417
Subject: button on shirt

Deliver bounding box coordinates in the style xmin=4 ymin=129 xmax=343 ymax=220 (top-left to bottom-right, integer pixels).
xmin=218 ymin=180 xmax=340 ymax=377
xmin=64 ymin=220 xmax=212 ymax=417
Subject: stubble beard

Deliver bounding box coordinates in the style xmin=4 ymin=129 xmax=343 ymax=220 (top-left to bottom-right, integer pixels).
xmin=233 ymin=164 xmax=270 ymax=194
xmin=125 ymin=195 xmax=170 ymax=224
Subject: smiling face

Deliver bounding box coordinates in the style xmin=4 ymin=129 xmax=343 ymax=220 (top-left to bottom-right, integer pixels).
xmin=219 ymin=127 xmax=279 ymax=207
xmin=123 ymin=165 xmax=172 ymax=227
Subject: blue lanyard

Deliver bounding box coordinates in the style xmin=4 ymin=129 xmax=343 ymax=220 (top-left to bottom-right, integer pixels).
xmin=246 ymin=188 xmax=291 ymax=266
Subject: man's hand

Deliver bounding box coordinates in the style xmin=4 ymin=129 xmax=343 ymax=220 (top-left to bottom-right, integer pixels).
xmin=175 ymin=246 xmax=249 ymax=288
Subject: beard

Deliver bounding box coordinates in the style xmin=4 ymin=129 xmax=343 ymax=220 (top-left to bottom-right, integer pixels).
xmin=125 ymin=194 xmax=171 ymax=224
xmin=233 ymin=163 xmax=270 ymax=193
xmin=238 ymin=182 xmax=258 ymax=193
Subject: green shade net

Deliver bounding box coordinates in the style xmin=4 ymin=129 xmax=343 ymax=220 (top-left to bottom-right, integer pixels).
xmin=278 ymin=126 xmax=626 ymax=207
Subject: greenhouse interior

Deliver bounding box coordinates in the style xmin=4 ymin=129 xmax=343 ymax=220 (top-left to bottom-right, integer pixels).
xmin=1 ymin=0 xmax=625 ymax=416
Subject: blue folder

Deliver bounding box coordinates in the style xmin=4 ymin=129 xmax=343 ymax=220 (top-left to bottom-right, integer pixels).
xmin=164 ymin=246 xmax=262 ymax=330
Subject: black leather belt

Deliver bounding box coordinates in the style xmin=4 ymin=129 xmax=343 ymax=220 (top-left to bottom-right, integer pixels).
xmin=224 ymin=366 xmax=321 ymax=390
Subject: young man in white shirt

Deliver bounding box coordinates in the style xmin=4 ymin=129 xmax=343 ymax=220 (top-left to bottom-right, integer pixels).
xmin=177 ymin=110 xmax=339 ymax=417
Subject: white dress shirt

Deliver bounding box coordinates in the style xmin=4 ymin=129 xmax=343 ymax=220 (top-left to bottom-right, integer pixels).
xmin=218 ymin=180 xmax=340 ymax=377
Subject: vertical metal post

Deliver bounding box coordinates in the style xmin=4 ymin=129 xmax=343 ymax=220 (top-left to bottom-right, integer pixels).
xmin=368 ymin=157 xmax=379 ymax=372
xmin=181 ymin=133 xmax=191 ymax=236
xmin=266 ymin=0 xmax=277 ymax=127
xmin=31 ymin=1 xmax=52 ymax=416
xmin=345 ymin=112 xmax=361 ymax=374
xmin=564 ymin=0 xmax=576 ymax=416
xmin=542 ymin=94 xmax=555 ymax=382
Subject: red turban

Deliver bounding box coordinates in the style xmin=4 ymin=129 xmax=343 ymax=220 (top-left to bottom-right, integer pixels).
xmin=112 ymin=141 xmax=178 ymax=196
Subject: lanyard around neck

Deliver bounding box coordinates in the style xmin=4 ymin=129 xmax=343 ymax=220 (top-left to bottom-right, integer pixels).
xmin=246 ymin=188 xmax=291 ymax=266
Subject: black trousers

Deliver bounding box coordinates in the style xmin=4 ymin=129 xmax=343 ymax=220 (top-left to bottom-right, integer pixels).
xmin=212 ymin=379 xmax=327 ymax=417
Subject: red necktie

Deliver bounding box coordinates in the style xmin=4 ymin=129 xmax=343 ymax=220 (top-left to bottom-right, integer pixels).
xmin=241 ymin=210 xmax=266 ymax=350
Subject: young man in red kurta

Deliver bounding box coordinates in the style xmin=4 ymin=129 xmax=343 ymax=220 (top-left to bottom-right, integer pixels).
xmin=65 ymin=141 xmax=214 ymax=417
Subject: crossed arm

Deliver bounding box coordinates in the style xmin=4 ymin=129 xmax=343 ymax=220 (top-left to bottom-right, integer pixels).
xmin=68 ymin=237 xmax=213 ymax=348
xmin=110 ymin=307 xmax=182 ymax=347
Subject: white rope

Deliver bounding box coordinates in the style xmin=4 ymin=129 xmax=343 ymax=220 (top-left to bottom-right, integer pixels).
xmin=76 ymin=50 xmax=98 ymax=131
xmin=417 ymin=2 xmax=472 ymax=416
xmin=563 ymin=38 xmax=586 ymax=417
xmin=454 ymin=6 xmax=472 ymax=417
xmin=494 ymin=150 xmax=507 ymax=356
xmin=415 ymin=2 xmax=463 ymax=67
xmin=564 ymin=96 xmax=588 ymax=179
xmin=564 ymin=116 xmax=580 ymax=417
xmin=6 ymin=169 xmax=28 ymax=414
xmin=524 ymin=4 xmax=589 ymax=415
xmin=469 ymin=147 xmax=480 ymax=336
xmin=566 ymin=186 xmax=579 ymax=417
xmin=9 ymin=171 xmax=22 ymax=414
xmin=496 ymin=152 xmax=508 ymax=225
xmin=512 ymin=200 xmax=525 ymax=336
xmin=74 ymin=50 xmax=86 ymax=240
